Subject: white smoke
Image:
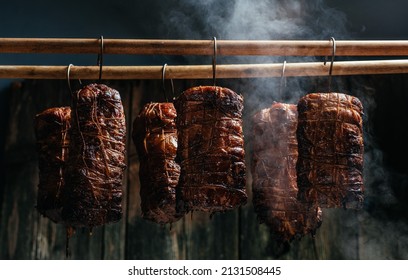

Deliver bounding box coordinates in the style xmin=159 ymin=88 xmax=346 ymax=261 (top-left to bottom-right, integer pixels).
xmin=161 ymin=0 xmax=349 ymax=106
xmin=163 ymin=0 xmax=348 ymax=40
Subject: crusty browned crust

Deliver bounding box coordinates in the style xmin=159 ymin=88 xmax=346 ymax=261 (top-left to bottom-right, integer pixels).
xmin=296 ymin=93 xmax=364 ymax=209
xmin=34 ymin=107 xmax=71 ymax=223
xmin=252 ymin=103 xmax=322 ymax=241
xmin=174 ymin=86 xmax=247 ymax=213
xmin=133 ymin=102 xmax=183 ymax=224
xmin=62 ymin=84 xmax=126 ymax=228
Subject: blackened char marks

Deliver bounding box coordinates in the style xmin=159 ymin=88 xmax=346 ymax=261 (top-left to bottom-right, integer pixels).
xmin=252 ymin=103 xmax=322 ymax=242
xmin=62 ymin=84 xmax=126 ymax=228
xmin=296 ymin=93 xmax=364 ymax=209
xmin=132 ymin=102 xmax=183 ymax=224
xmin=175 ymin=86 xmax=247 ymax=213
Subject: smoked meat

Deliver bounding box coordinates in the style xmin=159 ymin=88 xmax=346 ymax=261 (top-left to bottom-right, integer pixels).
xmin=252 ymin=103 xmax=322 ymax=241
xmin=296 ymin=93 xmax=364 ymax=209
xmin=34 ymin=107 xmax=71 ymax=223
xmin=62 ymin=84 xmax=126 ymax=228
xmin=133 ymin=102 xmax=183 ymax=224
xmin=174 ymin=86 xmax=247 ymax=213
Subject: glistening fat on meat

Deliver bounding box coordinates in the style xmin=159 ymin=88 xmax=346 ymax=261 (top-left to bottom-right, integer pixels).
xmin=174 ymin=86 xmax=247 ymax=213
xmin=61 ymin=84 xmax=126 ymax=228
xmin=296 ymin=93 xmax=364 ymax=209
xmin=252 ymin=103 xmax=322 ymax=242
xmin=34 ymin=107 xmax=71 ymax=223
xmin=132 ymin=102 xmax=184 ymax=224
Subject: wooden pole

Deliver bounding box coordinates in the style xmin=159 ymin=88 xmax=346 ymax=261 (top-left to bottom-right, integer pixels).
xmin=1 ymin=60 xmax=408 ymax=80
xmin=2 ymin=38 xmax=408 ymax=56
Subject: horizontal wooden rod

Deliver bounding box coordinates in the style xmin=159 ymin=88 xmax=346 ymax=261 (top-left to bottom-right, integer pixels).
xmin=2 ymin=38 xmax=408 ymax=56
xmin=1 ymin=60 xmax=408 ymax=80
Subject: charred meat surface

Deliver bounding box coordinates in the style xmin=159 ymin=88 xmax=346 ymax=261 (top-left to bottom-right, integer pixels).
xmin=175 ymin=86 xmax=247 ymax=213
xmin=297 ymin=93 xmax=364 ymax=209
xmin=133 ymin=102 xmax=183 ymax=224
xmin=252 ymin=103 xmax=322 ymax=242
xmin=34 ymin=107 xmax=71 ymax=223
xmin=62 ymin=84 xmax=126 ymax=228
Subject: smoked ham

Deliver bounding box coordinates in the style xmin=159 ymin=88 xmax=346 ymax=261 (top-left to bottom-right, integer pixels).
xmin=34 ymin=107 xmax=71 ymax=223
xmin=174 ymin=86 xmax=247 ymax=213
xmin=132 ymin=102 xmax=183 ymax=224
xmin=252 ymin=103 xmax=322 ymax=241
xmin=296 ymin=93 xmax=364 ymax=209
xmin=61 ymin=84 xmax=126 ymax=228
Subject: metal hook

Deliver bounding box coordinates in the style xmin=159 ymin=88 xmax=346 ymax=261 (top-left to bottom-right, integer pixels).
xmin=324 ymin=37 xmax=336 ymax=91
xmin=67 ymin=64 xmax=74 ymax=94
xmin=97 ymin=35 xmax=104 ymax=81
xmin=212 ymin=36 xmax=217 ymax=86
xmin=162 ymin=63 xmax=174 ymax=102
xmin=279 ymin=60 xmax=287 ymax=97
xmin=66 ymin=64 xmax=82 ymax=96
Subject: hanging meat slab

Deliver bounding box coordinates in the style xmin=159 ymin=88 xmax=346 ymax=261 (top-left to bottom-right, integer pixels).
xmin=297 ymin=93 xmax=364 ymax=209
xmin=252 ymin=103 xmax=322 ymax=242
xmin=61 ymin=84 xmax=126 ymax=228
xmin=174 ymin=86 xmax=247 ymax=213
xmin=34 ymin=107 xmax=71 ymax=223
xmin=132 ymin=102 xmax=184 ymax=224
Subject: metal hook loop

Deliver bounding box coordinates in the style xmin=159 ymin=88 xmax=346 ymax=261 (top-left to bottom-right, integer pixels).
xmin=162 ymin=63 xmax=171 ymax=102
xmin=66 ymin=63 xmax=82 ymax=96
xmin=97 ymin=35 xmax=104 ymax=81
xmin=328 ymin=37 xmax=336 ymax=77
xmin=279 ymin=60 xmax=287 ymax=97
xmin=67 ymin=64 xmax=74 ymax=94
xmin=212 ymin=36 xmax=217 ymax=86
xmin=324 ymin=37 xmax=336 ymax=91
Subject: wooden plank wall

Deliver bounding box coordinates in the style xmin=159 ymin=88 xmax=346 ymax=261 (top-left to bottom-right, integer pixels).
xmin=1 ymin=78 xmax=407 ymax=260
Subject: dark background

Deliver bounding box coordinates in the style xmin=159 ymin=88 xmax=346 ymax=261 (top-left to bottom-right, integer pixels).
xmin=1 ymin=0 xmax=408 ymax=259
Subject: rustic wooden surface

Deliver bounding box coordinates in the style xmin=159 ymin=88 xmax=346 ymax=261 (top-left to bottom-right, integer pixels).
xmin=1 ymin=78 xmax=408 ymax=260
